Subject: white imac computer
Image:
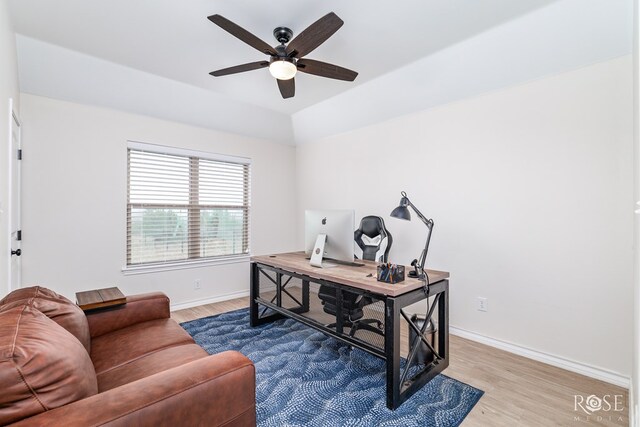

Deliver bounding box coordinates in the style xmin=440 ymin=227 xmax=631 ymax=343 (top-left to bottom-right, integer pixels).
xmin=305 ymin=210 xmax=357 ymax=267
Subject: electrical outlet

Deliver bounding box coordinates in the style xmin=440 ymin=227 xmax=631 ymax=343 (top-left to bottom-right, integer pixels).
xmin=194 ymin=279 xmax=201 ymax=290
xmin=477 ymin=297 xmax=488 ymax=312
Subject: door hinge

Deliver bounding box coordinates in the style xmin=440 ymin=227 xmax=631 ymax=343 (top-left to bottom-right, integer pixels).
xmin=17 ymin=149 xmax=22 ymax=160
xmin=16 ymin=230 xmax=21 ymax=241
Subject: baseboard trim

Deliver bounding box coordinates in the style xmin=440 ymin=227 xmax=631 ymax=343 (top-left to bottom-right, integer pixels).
xmin=449 ymin=326 xmax=630 ymax=389
xmin=170 ymin=290 xmax=250 ymax=311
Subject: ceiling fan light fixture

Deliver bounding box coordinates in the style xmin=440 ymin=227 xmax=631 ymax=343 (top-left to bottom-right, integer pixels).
xmin=269 ymin=59 xmax=297 ymax=80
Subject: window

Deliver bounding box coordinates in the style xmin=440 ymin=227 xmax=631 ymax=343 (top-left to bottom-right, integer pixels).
xmin=126 ymin=142 xmax=250 ymax=267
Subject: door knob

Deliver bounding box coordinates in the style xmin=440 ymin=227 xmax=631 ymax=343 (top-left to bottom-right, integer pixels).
xmin=11 ymin=249 xmax=21 ymax=256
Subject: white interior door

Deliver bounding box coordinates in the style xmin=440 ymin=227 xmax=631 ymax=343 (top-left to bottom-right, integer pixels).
xmin=8 ymin=99 xmax=21 ymax=291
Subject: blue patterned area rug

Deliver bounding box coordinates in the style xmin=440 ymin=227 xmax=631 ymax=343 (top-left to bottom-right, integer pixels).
xmin=181 ymin=308 xmax=483 ymax=427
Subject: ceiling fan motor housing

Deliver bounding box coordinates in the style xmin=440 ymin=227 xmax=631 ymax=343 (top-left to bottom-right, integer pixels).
xmin=273 ymin=45 xmax=289 ymax=58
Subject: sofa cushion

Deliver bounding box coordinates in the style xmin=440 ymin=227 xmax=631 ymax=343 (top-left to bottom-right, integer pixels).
xmin=0 ymin=286 xmax=90 ymax=353
xmin=0 ymin=305 xmax=98 ymax=426
xmin=97 ymin=343 xmax=208 ymax=392
xmin=90 ymin=318 xmax=195 ymax=375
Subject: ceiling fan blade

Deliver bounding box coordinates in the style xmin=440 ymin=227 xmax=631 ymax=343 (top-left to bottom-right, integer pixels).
xmin=286 ymin=12 xmax=343 ymax=58
xmin=208 ymin=14 xmax=277 ymax=56
xmin=296 ymin=59 xmax=358 ymax=81
xmin=210 ymin=61 xmax=269 ymax=77
xmin=277 ymin=78 xmax=295 ymax=99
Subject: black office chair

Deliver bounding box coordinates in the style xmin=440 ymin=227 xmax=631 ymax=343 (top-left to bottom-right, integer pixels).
xmin=318 ymin=216 xmax=392 ymax=338
xmin=354 ymin=216 xmax=392 ymax=263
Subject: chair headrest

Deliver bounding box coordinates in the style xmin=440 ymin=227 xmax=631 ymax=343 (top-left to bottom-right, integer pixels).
xmin=359 ymin=216 xmax=387 ymax=238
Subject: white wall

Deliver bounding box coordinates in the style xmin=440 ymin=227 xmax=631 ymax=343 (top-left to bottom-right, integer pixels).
xmin=296 ymin=56 xmax=634 ymax=379
xmin=19 ymin=94 xmax=297 ymax=306
xmin=0 ymin=0 xmax=20 ymax=297
xmin=633 ymin=0 xmax=640 ymax=423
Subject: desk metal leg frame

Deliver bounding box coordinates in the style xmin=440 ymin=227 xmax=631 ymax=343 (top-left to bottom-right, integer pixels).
xmin=386 ymin=280 xmax=449 ymax=409
xmin=250 ymin=262 xmax=310 ymax=326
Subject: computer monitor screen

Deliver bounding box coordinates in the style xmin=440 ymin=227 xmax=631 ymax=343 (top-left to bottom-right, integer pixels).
xmin=304 ymin=210 xmax=355 ymax=264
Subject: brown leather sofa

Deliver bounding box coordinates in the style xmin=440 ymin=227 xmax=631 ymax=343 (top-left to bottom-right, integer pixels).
xmin=0 ymin=286 xmax=256 ymax=426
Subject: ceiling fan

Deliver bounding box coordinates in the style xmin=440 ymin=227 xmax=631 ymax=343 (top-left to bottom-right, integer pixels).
xmin=207 ymin=12 xmax=358 ymax=99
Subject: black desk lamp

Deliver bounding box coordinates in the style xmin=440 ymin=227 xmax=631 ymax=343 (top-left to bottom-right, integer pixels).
xmin=390 ymin=191 xmax=434 ymax=280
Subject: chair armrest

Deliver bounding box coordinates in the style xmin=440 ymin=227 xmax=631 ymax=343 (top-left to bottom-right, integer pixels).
xmin=86 ymin=292 xmax=170 ymax=338
xmin=8 ymin=351 xmax=256 ymax=427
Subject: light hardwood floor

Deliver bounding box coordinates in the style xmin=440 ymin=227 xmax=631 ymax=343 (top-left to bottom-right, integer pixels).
xmin=172 ymin=295 xmax=629 ymax=426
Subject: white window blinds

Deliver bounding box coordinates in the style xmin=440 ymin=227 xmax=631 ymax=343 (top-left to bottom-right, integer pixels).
xmin=127 ymin=142 xmax=250 ymax=266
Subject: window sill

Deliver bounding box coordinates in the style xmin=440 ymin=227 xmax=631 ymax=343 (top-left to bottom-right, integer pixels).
xmin=121 ymin=255 xmax=250 ymax=275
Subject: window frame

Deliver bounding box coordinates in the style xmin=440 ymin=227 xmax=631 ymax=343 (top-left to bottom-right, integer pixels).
xmin=124 ymin=141 xmax=251 ymax=272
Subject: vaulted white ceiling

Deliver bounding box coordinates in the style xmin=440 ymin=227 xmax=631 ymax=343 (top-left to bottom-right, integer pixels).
xmin=7 ymin=0 xmax=633 ymax=144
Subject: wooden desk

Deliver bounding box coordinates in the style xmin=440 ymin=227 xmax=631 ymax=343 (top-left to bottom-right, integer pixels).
xmin=250 ymin=251 xmax=450 ymax=410
xmin=76 ymin=287 xmax=126 ymax=311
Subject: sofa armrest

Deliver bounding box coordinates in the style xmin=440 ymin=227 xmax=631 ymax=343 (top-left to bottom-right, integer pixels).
xmin=86 ymin=292 xmax=170 ymax=338
xmin=8 ymin=350 xmax=256 ymax=427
